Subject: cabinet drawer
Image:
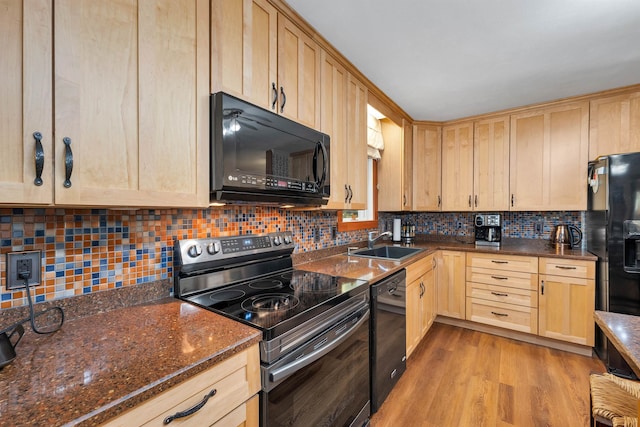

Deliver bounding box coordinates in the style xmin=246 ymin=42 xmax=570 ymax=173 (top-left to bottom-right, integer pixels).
xmin=466 ymin=267 xmax=538 ymax=291
xmin=102 ymin=344 xmax=260 ymax=427
xmin=212 ymin=395 xmax=258 ymax=427
xmin=466 ymin=282 xmax=538 ymax=308
xmin=465 ymin=298 xmax=538 ymax=334
xmin=406 ymin=253 xmax=434 ymax=284
xmin=466 ymin=253 xmax=537 ymax=273
xmin=539 ymin=258 xmax=594 ymax=279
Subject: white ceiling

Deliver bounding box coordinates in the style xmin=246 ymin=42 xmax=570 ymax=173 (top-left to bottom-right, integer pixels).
xmin=286 ymin=0 xmax=640 ymax=121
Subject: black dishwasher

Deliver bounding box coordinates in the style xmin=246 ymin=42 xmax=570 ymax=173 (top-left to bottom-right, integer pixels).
xmin=370 ymin=269 xmax=406 ymax=413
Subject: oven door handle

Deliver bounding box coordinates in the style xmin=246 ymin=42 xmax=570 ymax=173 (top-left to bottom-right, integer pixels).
xmin=268 ymin=308 xmax=369 ymax=384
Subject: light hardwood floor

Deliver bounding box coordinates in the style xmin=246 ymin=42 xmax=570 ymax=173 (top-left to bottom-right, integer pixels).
xmin=370 ymin=322 xmax=606 ymax=427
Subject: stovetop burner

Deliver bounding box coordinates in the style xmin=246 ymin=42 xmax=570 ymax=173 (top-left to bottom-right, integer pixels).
xmin=248 ymin=279 xmax=284 ymax=290
xmin=208 ymin=289 xmax=246 ymax=303
xmin=241 ymin=293 xmax=300 ymax=312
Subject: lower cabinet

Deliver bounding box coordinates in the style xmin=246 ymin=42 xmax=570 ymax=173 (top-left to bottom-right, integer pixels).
xmin=436 ymin=250 xmax=466 ymax=319
xmin=406 ymin=253 xmax=436 ymax=358
xmin=102 ymin=344 xmax=260 ymax=426
xmin=538 ymin=257 xmax=595 ymax=346
xmin=465 ymin=253 xmax=539 ymax=334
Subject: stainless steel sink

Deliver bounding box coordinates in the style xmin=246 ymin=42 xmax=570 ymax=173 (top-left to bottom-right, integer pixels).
xmin=350 ymin=245 xmax=423 ymax=261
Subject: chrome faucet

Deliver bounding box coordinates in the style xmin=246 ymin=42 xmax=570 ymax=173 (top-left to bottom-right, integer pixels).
xmin=368 ymin=231 xmax=392 ymax=249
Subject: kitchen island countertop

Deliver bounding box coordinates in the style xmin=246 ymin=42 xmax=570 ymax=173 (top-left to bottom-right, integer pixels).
xmin=0 ymin=298 xmax=260 ymax=426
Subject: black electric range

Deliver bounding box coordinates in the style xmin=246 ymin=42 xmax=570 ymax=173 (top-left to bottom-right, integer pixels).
xmin=173 ymin=231 xmax=369 ymax=362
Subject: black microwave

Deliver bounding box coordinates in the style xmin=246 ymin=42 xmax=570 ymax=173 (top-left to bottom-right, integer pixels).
xmin=210 ymin=92 xmax=329 ymax=206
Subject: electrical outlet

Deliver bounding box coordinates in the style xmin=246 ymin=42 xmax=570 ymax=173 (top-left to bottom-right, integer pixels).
xmin=331 ymin=226 xmax=337 ymax=240
xmin=457 ymin=222 xmax=463 ymax=229
xmin=535 ymin=219 xmax=544 ymax=234
xmin=6 ymin=250 xmax=41 ymax=290
xmin=314 ymin=226 xmax=320 ymax=243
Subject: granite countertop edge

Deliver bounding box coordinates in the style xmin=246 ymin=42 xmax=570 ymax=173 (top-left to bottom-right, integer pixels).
xmin=0 ymin=295 xmax=262 ymax=427
xmin=76 ymin=332 xmax=261 ymax=426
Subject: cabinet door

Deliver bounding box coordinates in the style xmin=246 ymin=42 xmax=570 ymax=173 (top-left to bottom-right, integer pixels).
xmin=421 ymin=267 xmax=436 ymax=336
xmin=436 ymin=251 xmax=466 ymax=319
xmin=402 ymin=119 xmax=414 ymax=210
xmin=413 ymin=124 xmax=442 ymax=211
xmin=345 ymin=73 xmax=368 ymax=210
xmin=0 ymin=0 xmax=53 ymax=204
xmin=474 ymin=116 xmax=510 ymax=211
xmin=54 ymin=0 xmax=209 ymax=207
xmin=589 ymin=91 xmax=640 ymax=160
xmin=320 ymin=51 xmax=348 ymax=209
xmin=277 ymin=15 xmax=320 ymax=129
xmin=510 ymin=102 xmax=589 ymax=211
xmin=441 ymin=122 xmax=474 ymax=211
xmin=376 ymin=117 xmax=406 ymax=212
xmin=406 ymin=278 xmax=422 ymax=358
xmin=211 ymin=0 xmax=278 ymax=111
xmin=539 ymin=274 xmax=595 ymax=346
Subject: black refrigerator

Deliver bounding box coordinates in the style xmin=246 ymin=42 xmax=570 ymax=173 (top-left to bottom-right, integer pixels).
xmin=587 ymin=152 xmax=640 ymax=378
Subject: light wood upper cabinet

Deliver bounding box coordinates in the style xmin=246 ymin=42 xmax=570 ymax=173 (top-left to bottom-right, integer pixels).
xmin=413 ymin=124 xmax=442 ymax=211
xmin=0 ymin=0 xmax=53 ymax=205
xmin=344 ymin=73 xmax=368 ymax=209
xmin=277 ymin=15 xmax=321 ymax=129
xmin=320 ymin=54 xmax=367 ymax=210
xmin=402 ymin=119 xmax=414 ymax=211
xmin=320 ymin=51 xmax=348 ymax=209
xmin=510 ymin=102 xmax=589 ymax=211
xmin=211 ymin=0 xmax=320 ymax=129
xmin=441 ymin=122 xmax=474 ymax=211
xmin=54 ymin=0 xmax=209 ymax=207
xmin=589 ymin=91 xmax=640 ymax=160
xmin=211 ymin=0 xmax=278 ymax=111
xmin=377 ymin=117 xmax=411 ymax=212
xmin=474 ymin=116 xmax=510 ymax=211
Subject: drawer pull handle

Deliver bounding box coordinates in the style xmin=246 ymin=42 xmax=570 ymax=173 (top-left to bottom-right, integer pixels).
xmin=555 ymin=266 xmax=577 ymax=270
xmin=491 ymin=275 xmax=508 ymax=280
xmin=491 ymin=311 xmax=509 ymax=317
xmin=163 ymin=388 xmax=217 ymax=424
xmin=491 ymin=260 xmax=508 ymax=264
xmin=491 ymin=291 xmax=509 ymax=297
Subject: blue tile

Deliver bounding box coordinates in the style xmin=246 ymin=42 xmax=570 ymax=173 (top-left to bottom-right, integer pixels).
xmin=74 ymin=269 xmax=82 ymax=275
xmin=35 ymin=295 xmax=45 ymax=303
xmin=55 ymin=271 xmax=64 ymax=277
xmin=35 ymin=230 xmax=44 ymax=237
xmin=1 ymin=293 xmax=10 ymax=301
xmin=83 ymin=287 xmax=92 ymax=294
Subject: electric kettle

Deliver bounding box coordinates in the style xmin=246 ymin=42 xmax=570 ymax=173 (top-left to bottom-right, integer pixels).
xmin=550 ymin=224 xmax=582 ymax=248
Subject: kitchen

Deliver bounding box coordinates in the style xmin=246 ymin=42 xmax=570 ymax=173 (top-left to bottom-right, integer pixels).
xmin=1 ymin=0 xmax=640 ymax=426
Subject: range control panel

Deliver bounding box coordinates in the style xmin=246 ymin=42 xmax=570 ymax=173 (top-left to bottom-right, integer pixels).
xmin=175 ymin=231 xmax=294 ymax=266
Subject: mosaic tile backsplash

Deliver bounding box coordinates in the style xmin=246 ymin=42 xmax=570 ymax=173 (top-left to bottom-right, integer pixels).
xmin=0 ymin=207 xmax=369 ymax=309
xmin=1 ymin=207 xmax=583 ymax=309
xmin=379 ymin=211 xmax=584 ymax=240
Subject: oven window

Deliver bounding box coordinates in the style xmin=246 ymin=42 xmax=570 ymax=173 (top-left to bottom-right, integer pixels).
xmin=262 ymin=321 xmax=370 ymax=427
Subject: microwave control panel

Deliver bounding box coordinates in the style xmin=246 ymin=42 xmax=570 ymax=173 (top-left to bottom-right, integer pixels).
xmin=227 ymin=174 xmax=318 ymax=193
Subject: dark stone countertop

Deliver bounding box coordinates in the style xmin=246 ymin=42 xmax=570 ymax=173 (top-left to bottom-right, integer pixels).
xmin=296 ymin=237 xmax=596 ymax=282
xmin=594 ymin=311 xmax=640 ymax=378
xmin=0 ymin=298 xmax=261 ymax=426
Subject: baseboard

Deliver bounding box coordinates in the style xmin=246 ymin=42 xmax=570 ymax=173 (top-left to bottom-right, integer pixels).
xmin=434 ymin=316 xmax=594 ymax=357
